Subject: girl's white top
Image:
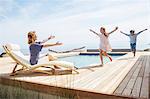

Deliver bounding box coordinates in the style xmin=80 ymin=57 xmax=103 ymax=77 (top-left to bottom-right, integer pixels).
xmin=98 ymin=33 xmax=112 ymax=51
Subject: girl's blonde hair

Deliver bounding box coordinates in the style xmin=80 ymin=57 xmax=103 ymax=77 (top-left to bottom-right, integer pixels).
xmin=27 ymin=31 xmax=37 ymax=44
xmin=100 ymin=27 xmax=108 ymax=37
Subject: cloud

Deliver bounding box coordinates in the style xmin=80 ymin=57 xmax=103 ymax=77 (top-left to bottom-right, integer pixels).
xmin=0 ymin=0 xmax=149 ymax=50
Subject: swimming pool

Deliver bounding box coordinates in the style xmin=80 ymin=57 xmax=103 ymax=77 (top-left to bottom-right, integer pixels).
xmin=59 ymin=54 xmax=124 ymax=68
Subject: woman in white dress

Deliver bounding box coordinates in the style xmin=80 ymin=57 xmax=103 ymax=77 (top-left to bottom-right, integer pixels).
xmin=89 ymin=26 xmax=118 ymax=65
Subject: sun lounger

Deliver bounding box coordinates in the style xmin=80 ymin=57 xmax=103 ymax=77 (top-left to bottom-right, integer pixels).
xmin=3 ymin=43 xmax=78 ymax=76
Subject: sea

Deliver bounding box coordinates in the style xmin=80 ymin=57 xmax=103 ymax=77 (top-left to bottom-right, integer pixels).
xmin=0 ymin=43 xmax=149 ymax=55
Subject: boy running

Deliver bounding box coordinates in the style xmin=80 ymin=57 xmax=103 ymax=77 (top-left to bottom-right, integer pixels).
xmin=120 ymin=29 xmax=148 ymax=57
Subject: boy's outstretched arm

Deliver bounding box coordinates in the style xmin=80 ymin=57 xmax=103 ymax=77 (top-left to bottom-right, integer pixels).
xmin=89 ymin=29 xmax=99 ymax=36
xmin=137 ymin=29 xmax=148 ymax=35
xmin=40 ymin=35 xmax=55 ymax=44
xmin=108 ymin=27 xmax=118 ymax=34
xmin=120 ymin=31 xmax=129 ymax=36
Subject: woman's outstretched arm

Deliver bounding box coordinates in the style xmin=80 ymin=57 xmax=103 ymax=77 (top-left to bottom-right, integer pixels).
xmin=40 ymin=35 xmax=55 ymax=44
xmin=43 ymin=42 xmax=63 ymax=48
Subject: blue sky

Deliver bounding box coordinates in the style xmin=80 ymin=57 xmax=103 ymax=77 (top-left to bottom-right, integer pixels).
xmin=0 ymin=0 xmax=150 ymax=51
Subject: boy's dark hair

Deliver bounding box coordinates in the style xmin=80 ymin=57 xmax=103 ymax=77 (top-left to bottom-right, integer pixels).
xmin=130 ymin=30 xmax=135 ymax=33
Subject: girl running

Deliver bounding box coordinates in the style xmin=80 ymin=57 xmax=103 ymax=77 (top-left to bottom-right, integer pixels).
xmin=89 ymin=26 xmax=118 ymax=65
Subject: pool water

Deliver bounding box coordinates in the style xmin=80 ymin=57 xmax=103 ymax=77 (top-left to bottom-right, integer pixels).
xmin=59 ymin=55 xmax=122 ymax=68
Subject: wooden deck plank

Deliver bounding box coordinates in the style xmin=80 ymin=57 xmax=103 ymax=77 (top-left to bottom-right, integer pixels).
xmin=131 ymin=77 xmax=143 ymax=97
xmin=122 ymin=56 xmax=144 ymax=96
xmin=86 ymin=55 xmax=139 ymax=93
xmin=83 ymin=60 xmax=127 ymax=89
xmin=140 ymin=56 xmax=150 ymax=98
xmin=93 ymin=60 xmax=131 ymax=92
xmin=71 ymin=60 xmax=123 ymax=88
xmin=131 ymin=56 xmax=146 ymax=97
xmin=50 ymin=68 xmax=97 ymax=88
xmin=138 ymin=56 xmax=146 ymax=77
xmin=79 ymin=55 xmax=133 ymax=90
xmin=76 ymin=53 xmax=135 ymax=91
xmin=103 ymin=57 xmax=138 ymax=94
xmin=114 ymin=55 xmax=150 ymax=99
xmin=113 ymin=56 xmax=142 ymax=95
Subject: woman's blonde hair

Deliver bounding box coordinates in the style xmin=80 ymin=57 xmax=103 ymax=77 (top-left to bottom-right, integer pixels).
xmin=27 ymin=31 xmax=37 ymax=44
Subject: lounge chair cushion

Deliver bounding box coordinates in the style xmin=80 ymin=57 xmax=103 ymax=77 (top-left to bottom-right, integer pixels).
xmin=6 ymin=43 xmax=20 ymax=51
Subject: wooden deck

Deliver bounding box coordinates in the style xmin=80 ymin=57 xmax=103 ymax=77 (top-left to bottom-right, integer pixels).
xmin=114 ymin=55 xmax=150 ymax=98
xmin=0 ymin=52 xmax=150 ymax=99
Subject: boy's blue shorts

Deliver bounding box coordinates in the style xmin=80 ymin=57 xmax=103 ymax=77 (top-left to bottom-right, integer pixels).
xmin=130 ymin=43 xmax=136 ymax=51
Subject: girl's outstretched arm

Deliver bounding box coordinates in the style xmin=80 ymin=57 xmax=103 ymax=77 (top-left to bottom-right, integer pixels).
xmin=40 ymin=35 xmax=55 ymax=44
xmin=137 ymin=29 xmax=148 ymax=35
xmin=120 ymin=31 xmax=129 ymax=36
xmin=108 ymin=27 xmax=118 ymax=34
xmin=43 ymin=42 xmax=62 ymax=48
xmin=89 ymin=29 xmax=99 ymax=36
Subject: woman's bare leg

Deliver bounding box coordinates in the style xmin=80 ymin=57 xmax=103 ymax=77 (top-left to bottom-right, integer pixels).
xmin=54 ymin=65 xmax=61 ymax=69
xmin=48 ymin=54 xmax=57 ymax=61
xmin=48 ymin=54 xmax=60 ymax=69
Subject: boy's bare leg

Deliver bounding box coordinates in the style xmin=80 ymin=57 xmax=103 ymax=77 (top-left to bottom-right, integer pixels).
xmin=133 ymin=49 xmax=136 ymax=57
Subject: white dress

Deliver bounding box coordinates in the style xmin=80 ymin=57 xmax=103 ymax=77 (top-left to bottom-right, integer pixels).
xmin=98 ymin=34 xmax=112 ymax=51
